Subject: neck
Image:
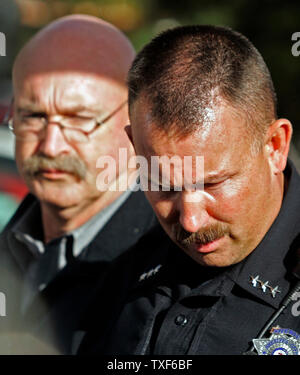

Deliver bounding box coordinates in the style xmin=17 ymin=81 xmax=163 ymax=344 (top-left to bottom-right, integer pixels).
xmin=264 ymin=172 xmax=285 ymax=237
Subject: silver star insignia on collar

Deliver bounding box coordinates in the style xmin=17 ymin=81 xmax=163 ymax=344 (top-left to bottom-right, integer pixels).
xmin=261 ymin=281 xmax=269 ymax=293
xmin=270 ymin=285 xmax=281 ymax=298
xmin=250 ymin=275 xmax=260 ymax=287
xmin=139 ymin=264 xmax=162 ymax=282
xmin=249 ymin=276 xmax=281 ymax=298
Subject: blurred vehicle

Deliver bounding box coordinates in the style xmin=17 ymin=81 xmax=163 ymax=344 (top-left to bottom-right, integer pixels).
xmin=0 ymin=103 xmax=27 ymax=231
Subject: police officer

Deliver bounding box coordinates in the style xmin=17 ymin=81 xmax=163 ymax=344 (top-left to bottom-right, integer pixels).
xmin=78 ymin=25 xmax=300 ymax=355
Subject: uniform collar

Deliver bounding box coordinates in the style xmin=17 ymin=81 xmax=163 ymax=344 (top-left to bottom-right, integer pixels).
xmin=137 ymin=239 xmax=238 ymax=301
xmin=231 ymin=161 xmax=300 ymax=308
xmin=10 ymin=189 xmax=133 ymax=268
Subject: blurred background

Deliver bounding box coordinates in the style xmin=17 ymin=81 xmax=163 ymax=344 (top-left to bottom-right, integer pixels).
xmin=0 ymin=0 xmax=299 ymax=229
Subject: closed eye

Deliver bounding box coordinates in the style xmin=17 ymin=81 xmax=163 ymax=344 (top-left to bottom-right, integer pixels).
xmin=21 ymin=112 xmax=46 ymax=119
xmin=65 ymin=114 xmax=94 ymax=120
xmin=148 ymin=179 xmax=180 ymax=192
xmin=204 ymin=181 xmax=225 ymax=189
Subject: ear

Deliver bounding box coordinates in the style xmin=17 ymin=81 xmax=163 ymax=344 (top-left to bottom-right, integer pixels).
xmin=265 ymin=118 xmax=293 ymax=174
xmin=124 ymin=124 xmax=135 ymax=150
xmin=3 ymin=98 xmax=14 ymax=124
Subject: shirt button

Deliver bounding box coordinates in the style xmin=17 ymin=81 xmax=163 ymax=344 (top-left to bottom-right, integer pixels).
xmin=175 ymin=314 xmax=188 ymax=326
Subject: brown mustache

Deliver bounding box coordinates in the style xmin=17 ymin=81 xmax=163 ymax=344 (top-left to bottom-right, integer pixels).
xmin=173 ymin=222 xmax=229 ymax=247
xmin=23 ymin=155 xmax=87 ymax=180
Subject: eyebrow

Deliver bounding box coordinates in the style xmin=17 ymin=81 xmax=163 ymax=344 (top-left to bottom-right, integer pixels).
xmin=150 ymin=171 xmax=236 ymax=186
xmin=17 ymin=103 xmax=44 ymax=113
xmin=57 ymin=105 xmax=102 ymax=116
xmin=16 ymin=104 xmax=104 ymax=117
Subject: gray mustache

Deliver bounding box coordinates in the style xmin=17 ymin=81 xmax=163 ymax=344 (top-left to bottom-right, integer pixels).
xmin=23 ymin=155 xmax=87 ymax=180
xmin=174 ymin=222 xmax=229 ymax=246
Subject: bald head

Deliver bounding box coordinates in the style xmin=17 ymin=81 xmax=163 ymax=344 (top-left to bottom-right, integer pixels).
xmin=13 ymin=14 xmax=135 ymax=88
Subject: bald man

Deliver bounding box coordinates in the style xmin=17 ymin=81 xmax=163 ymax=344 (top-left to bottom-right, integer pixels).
xmin=0 ymin=15 xmax=157 ymax=354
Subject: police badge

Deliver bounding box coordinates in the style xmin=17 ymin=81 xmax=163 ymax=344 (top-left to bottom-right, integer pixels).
xmin=253 ymin=328 xmax=300 ymax=355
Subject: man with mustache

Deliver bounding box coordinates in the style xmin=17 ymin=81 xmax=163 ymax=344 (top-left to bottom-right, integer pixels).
xmin=0 ymin=15 xmax=157 ymax=353
xmin=78 ymin=25 xmax=300 ymax=355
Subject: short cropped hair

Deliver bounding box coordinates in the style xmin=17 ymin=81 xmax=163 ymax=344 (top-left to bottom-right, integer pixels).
xmin=128 ymin=25 xmax=277 ymax=148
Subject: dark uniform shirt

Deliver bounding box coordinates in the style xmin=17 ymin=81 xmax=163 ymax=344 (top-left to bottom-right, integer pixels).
xmin=79 ymin=161 xmax=300 ymax=355
xmin=0 ymin=188 xmax=158 ymax=354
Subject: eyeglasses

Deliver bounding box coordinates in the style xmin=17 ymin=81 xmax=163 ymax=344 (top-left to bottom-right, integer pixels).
xmin=7 ymin=100 xmax=127 ymax=143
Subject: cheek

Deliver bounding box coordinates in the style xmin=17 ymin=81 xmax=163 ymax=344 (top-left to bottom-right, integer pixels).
xmin=145 ymin=192 xmax=176 ymax=221
xmin=207 ymin=184 xmax=252 ymax=223
xmin=87 ymin=133 xmax=132 ymax=177
xmin=80 ymin=150 xmax=99 ymax=176
xmin=212 ymin=178 xmax=268 ymax=229
xmin=77 ymin=141 xmax=116 ymax=177
xmin=15 ymin=141 xmax=38 ymax=171
xmin=15 ymin=140 xmax=36 ymax=157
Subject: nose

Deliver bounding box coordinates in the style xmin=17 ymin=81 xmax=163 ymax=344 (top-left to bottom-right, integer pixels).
xmin=38 ymin=123 xmax=71 ymax=157
xmin=177 ymin=190 xmax=210 ymax=233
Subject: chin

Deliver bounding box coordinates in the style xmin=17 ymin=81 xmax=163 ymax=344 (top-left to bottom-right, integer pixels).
xmin=30 ymin=183 xmax=85 ymax=209
xmin=182 ymin=245 xmax=241 ymax=268
xmin=39 ymin=193 xmax=82 ymax=209
xmin=194 ymin=254 xmax=233 ymax=268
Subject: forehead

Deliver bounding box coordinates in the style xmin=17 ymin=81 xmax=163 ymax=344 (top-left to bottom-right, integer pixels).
xmin=14 ymin=72 xmax=127 ymax=112
xmin=131 ymin=98 xmax=251 ymax=175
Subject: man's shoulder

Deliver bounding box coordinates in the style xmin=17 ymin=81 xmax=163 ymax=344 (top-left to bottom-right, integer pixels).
xmin=91 ymin=223 xmax=171 ymax=294
xmin=111 ymin=189 xmax=156 ymax=224
xmin=85 ymin=189 xmax=158 ymax=261
xmin=78 ymin=224 xmax=172 ymax=340
xmin=1 ymin=193 xmax=37 ymax=234
xmin=0 ymin=194 xmax=36 ymax=252
xmin=112 ymin=223 xmax=171 ymax=272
